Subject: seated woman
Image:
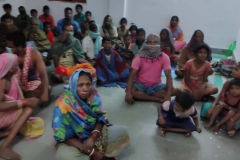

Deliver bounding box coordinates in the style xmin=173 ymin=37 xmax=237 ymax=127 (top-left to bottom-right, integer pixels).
xmin=180 ymin=43 xmax=218 ymax=101
xmin=129 ymin=28 xmax=146 ymax=55
xmin=100 ymin=15 xmax=118 ymax=40
xmin=0 ymin=53 xmax=41 ymax=160
xmin=117 ymin=18 xmax=128 ymax=41
xmin=95 ymin=37 xmax=130 ymax=88
xmin=51 ymin=23 xmax=83 ymax=83
xmin=167 ymin=16 xmax=186 ymax=52
xmin=53 ymin=69 xmax=130 ymax=160
xmin=128 ymin=24 xmax=138 ymax=44
xmin=175 ymin=30 xmax=212 ymax=77
xmin=6 ymin=31 xmax=51 ymax=104
xmin=24 ymin=17 xmax=51 ymax=65
xmin=160 ymin=28 xmax=178 ymax=63
xmin=82 ymin=23 xmax=102 ymax=61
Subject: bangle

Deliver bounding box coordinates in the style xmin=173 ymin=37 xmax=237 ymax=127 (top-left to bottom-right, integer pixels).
xmin=89 ymin=148 xmax=95 ymax=156
xmin=92 ymin=130 xmax=100 ymax=134
xmin=158 ymin=116 xmax=163 ymax=119
xmin=90 ymin=134 xmax=97 ymax=141
xmin=17 ymin=100 xmax=22 ymax=108
xmin=21 ymin=99 xmax=26 ymax=107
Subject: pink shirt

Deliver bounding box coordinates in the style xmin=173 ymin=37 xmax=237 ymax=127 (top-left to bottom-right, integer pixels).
xmin=131 ymin=53 xmax=171 ymax=86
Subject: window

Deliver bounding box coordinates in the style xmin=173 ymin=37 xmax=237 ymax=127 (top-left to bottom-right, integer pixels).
xmin=48 ymin=0 xmax=86 ymax=3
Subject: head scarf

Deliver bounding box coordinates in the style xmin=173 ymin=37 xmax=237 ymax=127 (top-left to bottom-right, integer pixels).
xmin=160 ymin=28 xmax=175 ymax=50
xmin=138 ymin=34 xmax=162 ymax=60
xmin=187 ymin=30 xmax=212 ymax=61
xmin=102 ymin=15 xmax=115 ymax=38
xmin=51 ymin=32 xmax=83 ymax=61
xmin=89 ymin=24 xmax=101 ymax=58
xmin=0 ymin=53 xmax=18 ymax=79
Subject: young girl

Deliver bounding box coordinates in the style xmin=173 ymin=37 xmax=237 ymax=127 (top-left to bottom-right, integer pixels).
xmin=128 ymin=24 xmax=138 ymax=43
xmin=157 ymin=90 xmax=202 ymax=137
xmin=160 ymin=28 xmax=178 ymax=63
xmin=204 ymin=79 xmax=240 ymax=131
xmin=0 ymin=53 xmax=40 ymax=160
xmin=117 ymin=18 xmax=128 ymax=41
xmin=180 ymin=43 xmax=218 ymax=101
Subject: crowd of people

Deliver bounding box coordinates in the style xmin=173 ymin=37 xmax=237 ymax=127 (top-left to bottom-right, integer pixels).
xmin=0 ymin=3 xmax=240 ymax=160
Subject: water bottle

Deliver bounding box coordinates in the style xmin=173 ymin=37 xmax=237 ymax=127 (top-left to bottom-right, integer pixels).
xmin=225 ymin=41 xmax=236 ymax=57
xmin=63 ymin=76 xmax=69 ymax=90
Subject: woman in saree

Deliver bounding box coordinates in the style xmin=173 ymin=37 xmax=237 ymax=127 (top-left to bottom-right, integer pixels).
xmin=100 ymin=15 xmax=118 ymax=40
xmin=175 ymin=30 xmax=213 ymax=77
xmin=0 ymin=53 xmax=42 ymax=160
xmin=52 ymin=69 xmax=130 ymax=160
xmin=167 ymin=16 xmax=186 ymax=52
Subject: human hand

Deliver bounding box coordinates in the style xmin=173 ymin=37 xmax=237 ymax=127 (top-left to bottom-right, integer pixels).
xmin=125 ymin=92 xmax=133 ymax=105
xmin=197 ymin=127 xmax=202 ymax=133
xmin=82 ymin=138 xmax=95 ymax=155
xmin=25 ymin=97 xmax=40 ymax=108
xmin=159 ymin=117 xmax=166 ymax=126
xmin=39 ymin=94 xmax=49 ymax=104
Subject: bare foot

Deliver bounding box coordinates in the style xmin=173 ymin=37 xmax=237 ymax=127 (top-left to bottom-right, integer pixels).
xmin=213 ymin=124 xmax=220 ymax=132
xmin=160 ymin=128 xmax=166 ymax=137
xmin=0 ymin=147 xmax=22 ymax=160
xmin=228 ymin=130 xmax=236 ymax=137
xmin=204 ymin=123 xmax=212 ymax=130
xmin=185 ymin=132 xmax=191 ymax=137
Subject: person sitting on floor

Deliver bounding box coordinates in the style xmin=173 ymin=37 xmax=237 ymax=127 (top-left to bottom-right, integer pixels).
xmin=39 ymin=5 xmax=55 ymax=30
xmin=53 ymin=69 xmax=130 ymax=160
xmin=179 ymin=43 xmax=218 ymax=101
xmin=167 ymin=16 xmax=186 ymax=52
xmin=157 ymin=90 xmax=202 ymax=137
xmin=100 ymin=15 xmax=118 ymax=40
xmin=117 ymin=18 xmax=128 ymax=41
xmin=29 ymin=9 xmax=43 ymax=30
xmin=82 ymin=23 xmax=102 ymax=62
xmin=74 ymin=4 xmax=86 ymax=29
xmin=0 ymin=14 xmax=18 ymax=53
xmin=57 ymin=7 xmax=83 ymax=39
xmin=125 ymin=34 xmax=178 ymax=104
xmin=204 ymin=79 xmax=240 ymax=132
xmin=175 ymin=30 xmax=212 ymax=77
xmin=24 ymin=17 xmax=51 ymax=65
xmin=43 ymin=22 xmax=54 ymax=46
xmin=51 ymin=23 xmax=83 ymax=83
xmin=94 ymin=37 xmax=129 ymax=88
xmin=16 ymin=6 xmax=30 ymax=32
xmin=129 ymin=28 xmax=146 ymax=55
xmin=6 ymin=31 xmax=51 ymax=104
xmin=81 ymin=11 xmax=92 ymax=37
xmin=160 ymin=28 xmax=178 ymax=64
xmin=0 ymin=53 xmax=41 ymax=160
xmin=2 ymin=3 xmax=18 ymax=27
xmin=129 ymin=24 xmax=138 ymax=44
xmin=117 ymin=34 xmax=134 ymax=66
xmin=204 ymin=63 xmax=240 ymax=137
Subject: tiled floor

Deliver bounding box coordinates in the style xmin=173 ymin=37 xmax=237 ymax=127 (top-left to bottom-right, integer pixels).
xmin=1 ymin=60 xmax=240 ymax=160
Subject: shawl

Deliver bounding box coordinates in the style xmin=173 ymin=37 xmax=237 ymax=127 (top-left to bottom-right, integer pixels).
xmin=168 ymin=25 xmax=184 ymax=41
xmin=89 ymin=31 xmax=101 ymax=58
xmin=160 ymin=28 xmax=175 ymax=50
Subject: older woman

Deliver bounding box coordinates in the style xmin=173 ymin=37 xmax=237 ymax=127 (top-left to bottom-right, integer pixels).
xmin=53 ymin=69 xmax=130 ymax=160
xmin=167 ymin=16 xmax=186 ymax=52
xmin=175 ymin=30 xmax=212 ymax=77
xmin=100 ymin=15 xmax=118 ymax=40
xmin=24 ymin=17 xmax=51 ymax=64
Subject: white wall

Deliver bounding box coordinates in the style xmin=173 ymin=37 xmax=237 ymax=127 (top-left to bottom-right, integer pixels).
xmin=125 ymin=0 xmax=240 ymax=49
xmin=0 ymin=0 xmax=109 ymax=26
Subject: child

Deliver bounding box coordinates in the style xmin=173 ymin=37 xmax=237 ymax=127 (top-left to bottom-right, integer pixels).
xmin=160 ymin=28 xmax=178 ymax=64
xmin=157 ymin=90 xmax=202 ymax=137
xmin=74 ymin=4 xmax=86 ymax=27
xmin=43 ymin=22 xmax=54 ymax=45
xmin=129 ymin=24 xmax=138 ymax=43
xmin=0 ymin=53 xmax=40 ymax=160
xmin=30 ymin=9 xmax=43 ymax=30
xmin=117 ymin=18 xmax=128 ymax=41
xmin=81 ymin=11 xmax=92 ymax=37
xmin=204 ymin=79 xmax=240 ymax=131
xmin=117 ymin=34 xmax=134 ymax=66
xmin=180 ymin=43 xmax=218 ymax=101
xmin=129 ymin=28 xmax=146 ymax=55
xmin=94 ymin=37 xmax=129 ymax=88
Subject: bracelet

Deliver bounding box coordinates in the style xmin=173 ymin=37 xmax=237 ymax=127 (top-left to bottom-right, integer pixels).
xmin=17 ymin=100 xmax=22 ymax=108
xmin=89 ymin=148 xmax=95 ymax=156
xmin=158 ymin=116 xmax=163 ymax=119
xmin=21 ymin=99 xmax=27 ymax=107
xmin=90 ymin=134 xmax=97 ymax=141
xmin=92 ymin=130 xmax=100 ymax=134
